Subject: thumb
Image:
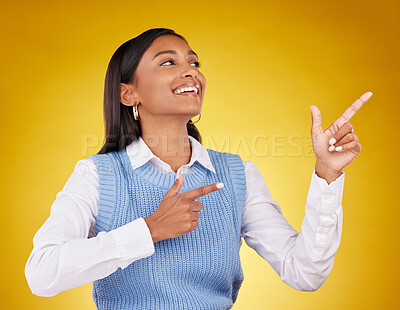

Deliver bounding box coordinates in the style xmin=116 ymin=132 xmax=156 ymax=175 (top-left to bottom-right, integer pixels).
xmin=310 ymin=105 xmax=323 ymax=136
xmin=163 ymin=172 xmax=183 ymax=199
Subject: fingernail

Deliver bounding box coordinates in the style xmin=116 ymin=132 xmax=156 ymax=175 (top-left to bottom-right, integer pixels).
xmin=329 ymin=138 xmax=336 ymax=145
xmin=328 ymin=145 xmax=335 ymax=152
xmin=362 ymin=92 xmax=373 ymax=101
xmin=216 ymin=182 xmax=224 ymax=189
xmin=335 ymin=146 xmax=343 ymax=152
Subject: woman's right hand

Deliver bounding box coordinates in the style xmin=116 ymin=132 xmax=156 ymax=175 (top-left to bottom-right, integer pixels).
xmin=144 ymin=172 xmax=224 ymax=243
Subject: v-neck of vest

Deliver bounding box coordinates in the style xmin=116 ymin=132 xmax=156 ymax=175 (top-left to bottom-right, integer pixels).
xmin=120 ymin=148 xmax=211 ymax=191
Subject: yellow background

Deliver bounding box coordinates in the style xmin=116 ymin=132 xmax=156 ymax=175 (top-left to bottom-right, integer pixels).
xmin=1 ymin=0 xmax=398 ymax=309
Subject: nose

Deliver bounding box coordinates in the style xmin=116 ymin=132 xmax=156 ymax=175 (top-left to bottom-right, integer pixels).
xmin=181 ymin=64 xmax=198 ymax=79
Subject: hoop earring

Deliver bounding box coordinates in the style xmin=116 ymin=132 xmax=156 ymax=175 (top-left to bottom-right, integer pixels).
xmin=133 ymin=104 xmax=139 ymax=121
xmin=188 ymin=113 xmax=201 ymax=124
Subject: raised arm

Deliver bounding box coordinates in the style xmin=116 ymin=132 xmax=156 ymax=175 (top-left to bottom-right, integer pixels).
xmin=241 ymin=92 xmax=372 ymax=291
xmin=25 ymin=159 xmax=155 ymax=297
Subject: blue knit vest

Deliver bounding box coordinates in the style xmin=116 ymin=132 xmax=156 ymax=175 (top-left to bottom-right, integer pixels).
xmin=89 ymin=148 xmax=246 ymax=310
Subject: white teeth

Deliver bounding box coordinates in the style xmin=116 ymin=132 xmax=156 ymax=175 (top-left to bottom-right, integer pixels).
xmin=174 ymin=86 xmax=199 ymax=94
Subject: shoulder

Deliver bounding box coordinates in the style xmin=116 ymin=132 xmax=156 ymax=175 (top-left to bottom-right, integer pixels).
xmin=206 ymin=149 xmax=244 ymax=163
xmin=206 ymin=150 xmax=258 ymax=176
xmin=88 ymin=150 xmax=126 ymax=174
xmin=240 ymin=161 xmax=273 ymax=194
xmin=73 ymin=158 xmax=98 ymax=176
xmin=242 ymin=160 xmax=257 ymax=172
xmin=207 ymin=149 xmax=257 ymax=169
xmin=58 ymin=158 xmax=99 ymax=204
xmin=206 ymin=150 xmax=243 ymax=173
xmin=89 ymin=150 xmax=122 ymax=162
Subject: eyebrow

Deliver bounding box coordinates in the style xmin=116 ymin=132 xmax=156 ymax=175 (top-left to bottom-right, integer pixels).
xmin=152 ymin=49 xmax=198 ymax=60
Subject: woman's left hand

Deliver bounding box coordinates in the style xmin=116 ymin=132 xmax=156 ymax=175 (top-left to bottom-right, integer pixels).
xmin=310 ymin=92 xmax=373 ymax=184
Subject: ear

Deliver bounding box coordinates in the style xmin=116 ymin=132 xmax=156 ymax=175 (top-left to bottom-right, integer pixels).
xmin=120 ymin=83 xmax=137 ymax=107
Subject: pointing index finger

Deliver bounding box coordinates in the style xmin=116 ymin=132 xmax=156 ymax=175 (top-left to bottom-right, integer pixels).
xmin=336 ymin=92 xmax=373 ymax=126
xmin=181 ymin=182 xmax=224 ymax=200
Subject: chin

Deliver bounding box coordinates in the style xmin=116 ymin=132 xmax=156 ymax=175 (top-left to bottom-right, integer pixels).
xmin=174 ymin=102 xmax=202 ymax=114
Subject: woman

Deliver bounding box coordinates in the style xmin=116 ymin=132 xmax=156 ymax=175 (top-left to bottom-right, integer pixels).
xmin=25 ymin=28 xmax=372 ymax=309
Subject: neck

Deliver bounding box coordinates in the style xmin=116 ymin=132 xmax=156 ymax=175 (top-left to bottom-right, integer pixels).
xmin=140 ymin=117 xmax=192 ymax=173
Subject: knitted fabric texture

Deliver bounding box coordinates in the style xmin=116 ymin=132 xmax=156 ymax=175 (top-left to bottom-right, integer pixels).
xmin=89 ymin=148 xmax=246 ymax=310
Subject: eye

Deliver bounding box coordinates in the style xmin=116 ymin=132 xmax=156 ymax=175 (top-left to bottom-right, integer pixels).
xmin=161 ymin=59 xmax=175 ymax=66
xmin=191 ymin=61 xmax=201 ymax=68
xmin=160 ymin=59 xmax=201 ymax=68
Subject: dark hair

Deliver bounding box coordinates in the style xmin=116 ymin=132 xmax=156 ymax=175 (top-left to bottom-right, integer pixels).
xmin=97 ymin=28 xmax=202 ymax=154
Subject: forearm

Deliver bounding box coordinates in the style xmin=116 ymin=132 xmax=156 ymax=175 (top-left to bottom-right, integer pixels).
xmin=277 ymin=168 xmax=345 ymax=290
xmin=25 ymin=218 xmax=154 ymax=297
xmin=241 ymin=166 xmax=345 ymax=291
xmin=279 ymin=203 xmax=343 ymax=291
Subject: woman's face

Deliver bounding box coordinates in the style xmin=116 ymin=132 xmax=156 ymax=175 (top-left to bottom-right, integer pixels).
xmin=130 ymin=34 xmax=206 ymax=122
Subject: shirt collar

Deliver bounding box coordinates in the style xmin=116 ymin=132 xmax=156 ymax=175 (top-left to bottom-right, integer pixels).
xmin=125 ymin=135 xmax=216 ymax=174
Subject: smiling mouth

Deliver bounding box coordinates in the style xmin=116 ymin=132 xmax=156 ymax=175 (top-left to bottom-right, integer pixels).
xmin=173 ymin=91 xmax=199 ymax=97
xmin=172 ymin=84 xmax=200 ymax=97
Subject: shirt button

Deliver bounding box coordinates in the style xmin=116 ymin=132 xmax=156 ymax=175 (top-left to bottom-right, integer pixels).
xmin=318 ymin=227 xmax=326 ymax=233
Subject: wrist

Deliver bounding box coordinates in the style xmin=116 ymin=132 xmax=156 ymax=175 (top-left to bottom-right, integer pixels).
xmin=143 ymin=216 xmax=161 ymax=243
xmin=315 ymin=161 xmax=342 ymax=185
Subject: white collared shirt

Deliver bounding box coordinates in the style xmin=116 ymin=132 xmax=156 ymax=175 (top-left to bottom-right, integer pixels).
xmin=25 ymin=135 xmax=345 ymax=297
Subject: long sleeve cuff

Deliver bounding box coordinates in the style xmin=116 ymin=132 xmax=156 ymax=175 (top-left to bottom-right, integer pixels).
xmin=307 ymin=169 xmax=345 ymax=214
xmin=303 ymin=169 xmax=345 ymax=263
xmin=109 ymin=217 xmax=155 ymax=263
